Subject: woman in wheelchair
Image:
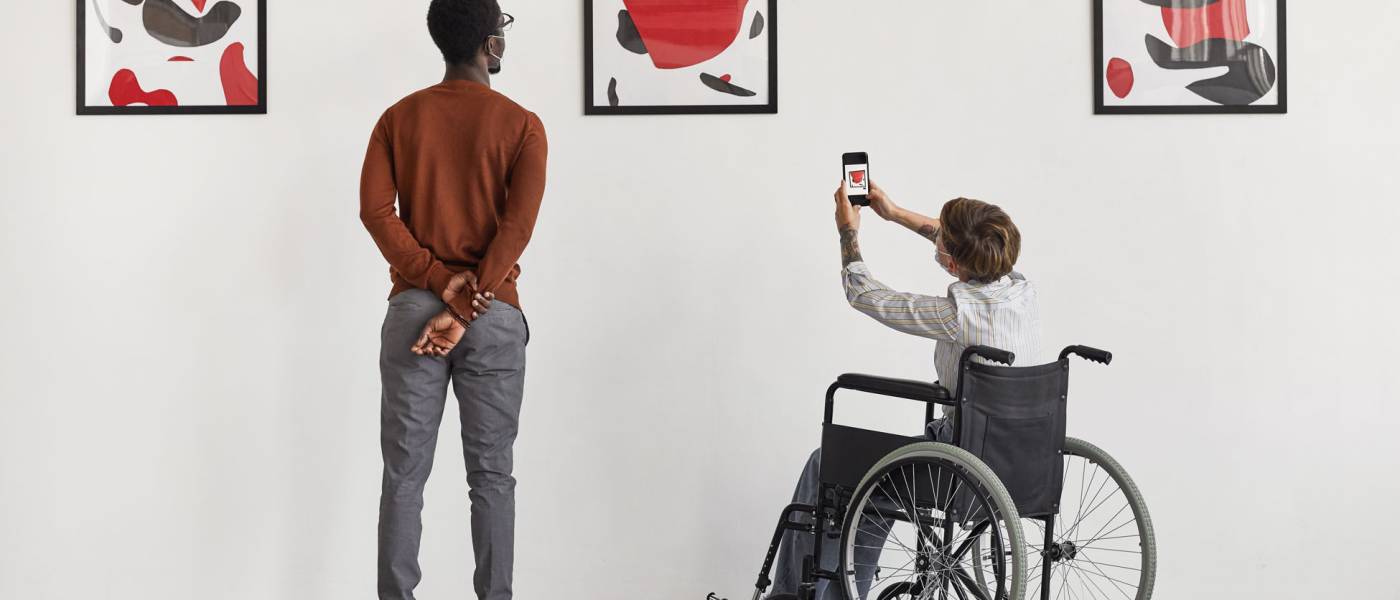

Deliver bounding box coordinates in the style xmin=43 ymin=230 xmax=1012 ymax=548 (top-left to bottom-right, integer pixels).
xmin=834 ymin=183 xmax=1043 ymax=442
xmin=745 ymin=186 xmax=1155 ymax=600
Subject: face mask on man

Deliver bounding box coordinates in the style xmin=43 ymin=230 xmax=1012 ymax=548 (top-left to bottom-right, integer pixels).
xmin=487 ymin=13 xmax=511 ymax=75
xmin=487 ymin=37 xmax=504 ymax=75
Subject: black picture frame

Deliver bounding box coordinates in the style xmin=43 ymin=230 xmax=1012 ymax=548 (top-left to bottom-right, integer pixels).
xmin=1093 ymin=0 xmax=1286 ymax=115
xmin=77 ymin=0 xmax=267 ymax=115
xmin=583 ymin=0 xmax=777 ymax=116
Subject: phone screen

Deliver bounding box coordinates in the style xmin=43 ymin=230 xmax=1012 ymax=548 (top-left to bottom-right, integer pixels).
xmin=843 ymin=153 xmax=870 ymax=204
xmin=844 ymin=163 xmax=869 ymax=197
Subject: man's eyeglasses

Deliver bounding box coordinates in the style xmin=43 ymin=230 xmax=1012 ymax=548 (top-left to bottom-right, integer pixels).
xmin=497 ymin=13 xmax=515 ymax=35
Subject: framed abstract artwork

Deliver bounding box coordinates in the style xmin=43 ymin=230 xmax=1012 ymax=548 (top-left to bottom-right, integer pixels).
xmin=77 ymin=0 xmax=266 ymax=115
xmin=1094 ymin=0 xmax=1286 ymax=114
xmin=584 ymin=0 xmax=777 ymax=115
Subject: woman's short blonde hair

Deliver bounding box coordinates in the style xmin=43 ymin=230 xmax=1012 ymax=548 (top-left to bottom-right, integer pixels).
xmin=938 ymin=198 xmax=1021 ymax=282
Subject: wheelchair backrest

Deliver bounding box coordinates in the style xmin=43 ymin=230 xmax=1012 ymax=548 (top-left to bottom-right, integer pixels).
xmin=955 ymin=359 xmax=1069 ymax=519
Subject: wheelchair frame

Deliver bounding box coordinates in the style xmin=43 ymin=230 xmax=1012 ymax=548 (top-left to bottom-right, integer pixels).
xmin=747 ymin=344 xmax=1125 ymax=600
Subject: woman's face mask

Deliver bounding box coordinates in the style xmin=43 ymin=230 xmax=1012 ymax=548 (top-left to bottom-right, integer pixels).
xmin=936 ymin=251 xmax=956 ymax=278
xmin=935 ymin=236 xmax=958 ymax=278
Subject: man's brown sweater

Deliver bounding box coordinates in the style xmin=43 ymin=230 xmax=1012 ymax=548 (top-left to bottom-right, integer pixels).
xmin=360 ymin=79 xmax=547 ymax=318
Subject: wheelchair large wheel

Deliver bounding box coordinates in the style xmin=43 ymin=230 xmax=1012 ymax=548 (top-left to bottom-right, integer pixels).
xmin=975 ymin=437 xmax=1156 ymax=600
xmin=838 ymin=442 xmax=1027 ymax=600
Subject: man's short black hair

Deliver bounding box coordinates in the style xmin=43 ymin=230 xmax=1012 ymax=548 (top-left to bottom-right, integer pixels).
xmin=427 ymin=0 xmax=502 ymax=65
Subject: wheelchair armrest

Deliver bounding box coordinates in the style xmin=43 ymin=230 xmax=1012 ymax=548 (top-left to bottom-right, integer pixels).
xmin=834 ymin=373 xmax=953 ymax=405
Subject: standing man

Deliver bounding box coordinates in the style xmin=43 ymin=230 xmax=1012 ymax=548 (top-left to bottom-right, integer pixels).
xmin=359 ymin=2 xmax=546 ymax=599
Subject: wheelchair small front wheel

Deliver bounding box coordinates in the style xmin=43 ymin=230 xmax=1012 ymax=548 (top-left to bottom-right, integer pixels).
xmin=838 ymin=442 xmax=1027 ymax=600
xmin=873 ymin=582 xmax=914 ymax=600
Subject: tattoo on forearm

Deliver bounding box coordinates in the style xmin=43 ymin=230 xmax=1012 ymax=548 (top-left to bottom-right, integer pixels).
xmin=917 ymin=223 xmax=940 ymax=243
xmin=840 ymin=228 xmax=863 ymax=266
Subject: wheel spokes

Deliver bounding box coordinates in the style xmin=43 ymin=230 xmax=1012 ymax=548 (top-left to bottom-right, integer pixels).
xmin=845 ymin=458 xmax=1016 ymax=600
xmin=1041 ymin=453 xmax=1148 ymax=600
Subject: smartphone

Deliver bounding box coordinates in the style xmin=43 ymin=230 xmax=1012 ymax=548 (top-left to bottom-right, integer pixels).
xmin=842 ymin=152 xmax=870 ymax=206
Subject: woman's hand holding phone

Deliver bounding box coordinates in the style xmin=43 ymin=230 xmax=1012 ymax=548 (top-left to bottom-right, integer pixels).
xmin=835 ymin=182 xmax=862 ymax=233
xmin=866 ymin=182 xmax=902 ymax=222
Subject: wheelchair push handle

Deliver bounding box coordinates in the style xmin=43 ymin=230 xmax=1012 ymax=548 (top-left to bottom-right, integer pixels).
xmin=1060 ymin=345 xmax=1113 ymax=365
xmin=960 ymin=345 xmax=1016 ymax=367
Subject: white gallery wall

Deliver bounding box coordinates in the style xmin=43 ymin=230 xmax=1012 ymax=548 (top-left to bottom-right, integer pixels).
xmin=2 ymin=2 xmax=1398 ymax=598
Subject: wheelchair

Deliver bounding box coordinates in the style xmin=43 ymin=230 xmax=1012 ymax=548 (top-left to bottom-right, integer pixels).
xmin=746 ymin=345 xmax=1156 ymax=600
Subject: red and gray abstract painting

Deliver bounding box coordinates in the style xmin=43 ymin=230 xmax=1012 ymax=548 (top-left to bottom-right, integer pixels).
xmin=591 ymin=0 xmax=773 ymax=110
xmin=83 ymin=0 xmax=259 ymax=109
xmin=1101 ymin=0 xmax=1281 ymax=108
